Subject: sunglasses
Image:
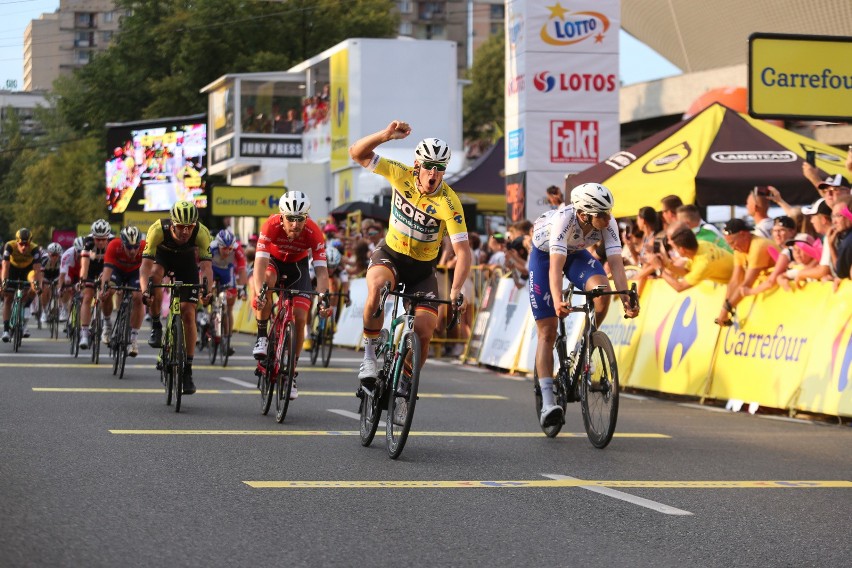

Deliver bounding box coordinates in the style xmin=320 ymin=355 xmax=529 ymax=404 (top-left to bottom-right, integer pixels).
xmin=284 ymin=214 xmax=307 ymax=223
xmin=588 ymin=211 xmax=612 ymax=220
xmin=174 ymin=223 xmax=195 ymax=231
xmin=420 ymin=161 xmax=447 ymax=172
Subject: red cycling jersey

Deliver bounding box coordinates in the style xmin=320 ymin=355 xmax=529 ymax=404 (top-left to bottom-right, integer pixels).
xmin=256 ymin=214 xmax=327 ymax=267
xmin=103 ymin=237 xmax=144 ymax=272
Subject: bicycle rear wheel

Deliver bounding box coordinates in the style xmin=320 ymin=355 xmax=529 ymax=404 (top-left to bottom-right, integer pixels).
xmin=259 ymin=331 xmax=276 ymax=415
xmin=172 ymin=317 xmax=185 ymax=413
xmin=275 ymin=321 xmax=296 ymax=423
xmin=386 ymin=332 xmax=421 ymax=459
xmin=580 ymin=331 xmax=619 ymax=449
xmin=320 ymin=317 xmax=334 ymax=367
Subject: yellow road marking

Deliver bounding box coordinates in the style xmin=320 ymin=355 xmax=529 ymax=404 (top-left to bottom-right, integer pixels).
xmin=108 ymin=429 xmax=669 ymax=438
xmin=33 ymin=388 xmax=507 ymax=400
xmin=2 ymin=363 xmax=351 ymax=372
xmin=242 ymin=479 xmax=852 ymax=489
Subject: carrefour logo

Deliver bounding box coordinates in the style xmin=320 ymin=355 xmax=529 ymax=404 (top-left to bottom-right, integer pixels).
xmin=541 ymin=3 xmax=610 ymax=46
xmin=533 ymin=72 xmax=556 ymax=92
xmin=655 ymin=297 xmax=699 ymax=373
xmin=831 ymin=319 xmax=852 ymax=392
xmin=335 ymin=87 xmax=346 ymax=128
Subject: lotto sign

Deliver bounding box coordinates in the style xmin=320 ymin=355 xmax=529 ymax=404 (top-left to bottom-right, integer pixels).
xmin=550 ymin=120 xmax=599 ymax=164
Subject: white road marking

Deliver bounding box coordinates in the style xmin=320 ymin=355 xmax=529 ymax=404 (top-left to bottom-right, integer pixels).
xmin=218 ymin=376 xmax=256 ymax=389
xmin=542 ymin=474 xmax=693 ymax=516
xmin=328 ymin=408 xmax=386 ymax=428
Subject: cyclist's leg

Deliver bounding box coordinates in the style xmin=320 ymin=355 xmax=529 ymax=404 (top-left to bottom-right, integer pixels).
xmin=2 ymin=288 xmax=12 ymax=338
xmin=360 ymin=252 xmax=396 ymax=382
xmin=528 ymin=247 xmax=564 ymax=422
xmin=252 ymin=262 xmax=278 ymax=358
xmin=225 ymin=290 xmax=236 ymax=336
xmin=412 ymin=308 xmax=438 ymax=365
xmin=292 ymin=302 xmax=310 ymax=363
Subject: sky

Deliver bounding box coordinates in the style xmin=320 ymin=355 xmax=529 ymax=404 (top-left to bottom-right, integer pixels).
xmin=0 ymin=1 xmax=682 ymax=91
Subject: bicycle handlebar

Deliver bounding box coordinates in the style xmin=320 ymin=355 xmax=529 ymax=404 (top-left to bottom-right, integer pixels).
xmin=562 ymin=283 xmax=639 ymax=319
xmin=371 ymin=281 xmax=463 ymax=330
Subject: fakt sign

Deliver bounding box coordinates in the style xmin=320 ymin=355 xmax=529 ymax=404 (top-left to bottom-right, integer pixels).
xmin=550 ymin=120 xmax=598 ymax=164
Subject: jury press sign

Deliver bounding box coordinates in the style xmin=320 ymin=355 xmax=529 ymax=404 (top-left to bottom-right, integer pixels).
xmin=749 ymin=33 xmax=852 ymax=121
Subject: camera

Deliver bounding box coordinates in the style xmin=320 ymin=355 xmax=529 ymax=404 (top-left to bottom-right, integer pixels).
xmin=652 ymin=236 xmax=670 ymax=254
xmin=753 ymin=185 xmax=770 ymax=197
xmin=506 ymin=236 xmax=528 ymax=260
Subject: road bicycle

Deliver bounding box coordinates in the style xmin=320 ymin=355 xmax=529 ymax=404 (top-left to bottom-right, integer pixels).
xmin=83 ymin=280 xmax=103 ymax=365
xmin=67 ymin=287 xmax=83 ymax=358
xmin=357 ymin=282 xmax=462 ymax=459
xmin=200 ymin=283 xmax=237 ymax=367
xmin=149 ymin=277 xmax=206 ymax=413
xmin=255 ymin=283 xmax=325 ymax=423
xmin=308 ymin=291 xmax=348 ymax=368
xmin=43 ymin=278 xmax=61 ymax=340
xmin=107 ymin=283 xmax=139 ymax=380
xmin=533 ymin=283 xmax=638 ymax=449
xmin=4 ymin=279 xmax=33 ymax=352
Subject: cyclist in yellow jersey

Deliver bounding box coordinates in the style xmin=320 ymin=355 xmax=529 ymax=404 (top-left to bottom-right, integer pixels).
xmin=140 ymin=200 xmax=214 ymax=395
xmin=349 ymin=120 xmax=471 ymax=385
xmin=2 ymin=228 xmax=44 ymax=341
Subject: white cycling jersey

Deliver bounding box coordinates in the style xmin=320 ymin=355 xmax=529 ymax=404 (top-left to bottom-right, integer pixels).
xmin=532 ymin=204 xmax=622 ymax=257
xmin=59 ymin=247 xmax=78 ymax=277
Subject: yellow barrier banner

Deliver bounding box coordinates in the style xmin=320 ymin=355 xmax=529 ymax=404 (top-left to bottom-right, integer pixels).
xmin=707 ymin=283 xmax=826 ymax=408
xmin=787 ymin=281 xmax=852 ymax=417
xmin=598 ymin=286 xmax=645 ymax=383
xmin=626 ymin=279 xmax=726 ymax=395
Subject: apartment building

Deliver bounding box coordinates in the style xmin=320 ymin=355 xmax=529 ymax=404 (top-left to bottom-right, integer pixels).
xmin=24 ymin=0 xmax=124 ymax=91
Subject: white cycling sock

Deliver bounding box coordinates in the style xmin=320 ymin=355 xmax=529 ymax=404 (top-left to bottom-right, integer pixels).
xmin=363 ymin=337 xmax=378 ymax=360
xmin=539 ymin=377 xmax=555 ymax=407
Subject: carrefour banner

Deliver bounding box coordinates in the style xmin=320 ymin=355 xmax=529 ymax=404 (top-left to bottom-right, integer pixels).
xmin=795 ymin=281 xmax=852 ymax=416
xmin=707 ymin=285 xmax=826 ymax=409
xmin=211 ymin=186 xmax=287 ymax=217
xmin=749 ymin=33 xmax=852 ymax=122
xmin=627 ymin=280 xmax=726 ymax=396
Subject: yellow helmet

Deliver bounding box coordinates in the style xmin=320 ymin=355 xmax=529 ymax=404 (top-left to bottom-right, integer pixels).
xmin=170 ymin=200 xmax=198 ymax=225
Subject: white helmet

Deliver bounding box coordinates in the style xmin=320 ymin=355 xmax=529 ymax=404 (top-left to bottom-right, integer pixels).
xmin=414 ymin=137 xmax=451 ymax=165
xmin=73 ymin=236 xmax=85 ymax=252
xmin=325 ymin=246 xmax=342 ymax=269
xmin=47 ymin=242 xmax=63 ymax=255
xmin=91 ymin=219 xmax=111 ymax=238
xmin=571 ymin=183 xmax=614 ymax=214
xmin=278 ymin=191 xmax=311 ymax=215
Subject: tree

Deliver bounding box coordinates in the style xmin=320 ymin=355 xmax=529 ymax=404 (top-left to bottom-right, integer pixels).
xmin=463 ymin=32 xmax=505 ymax=145
xmin=54 ymin=0 xmax=399 ymax=136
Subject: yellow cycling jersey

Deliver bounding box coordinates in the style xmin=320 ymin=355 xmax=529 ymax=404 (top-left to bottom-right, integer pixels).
xmin=370 ymin=155 xmax=468 ymax=262
xmin=142 ymin=219 xmax=213 ymax=261
xmin=3 ymin=240 xmax=44 ymax=269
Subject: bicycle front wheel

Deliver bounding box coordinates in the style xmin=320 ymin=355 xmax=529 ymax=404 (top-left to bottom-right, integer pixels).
xmin=275 ymin=322 xmax=296 ymax=423
xmin=220 ymin=311 xmax=231 ymax=367
xmin=172 ymin=317 xmax=185 ymax=413
xmin=386 ymin=332 xmax=421 ymax=459
xmin=580 ymin=331 xmax=619 ymax=449
xmin=309 ymin=310 xmax=320 ymax=366
xmin=11 ymin=299 xmax=22 ymax=352
xmin=259 ymin=332 xmax=276 ymax=415
xmin=320 ymin=317 xmax=334 ymax=368
xmin=90 ymin=304 xmax=102 ymax=365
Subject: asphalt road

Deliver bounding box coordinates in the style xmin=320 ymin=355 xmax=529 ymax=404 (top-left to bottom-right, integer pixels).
xmin=1 ymin=326 xmax=850 ymax=567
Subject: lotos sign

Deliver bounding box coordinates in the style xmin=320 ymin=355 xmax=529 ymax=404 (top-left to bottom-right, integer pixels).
xmin=749 ymin=33 xmax=852 ymax=122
